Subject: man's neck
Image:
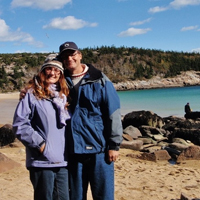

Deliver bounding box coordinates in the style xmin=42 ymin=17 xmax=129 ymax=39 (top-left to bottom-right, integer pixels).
xmin=70 ymin=64 xmax=85 ymax=75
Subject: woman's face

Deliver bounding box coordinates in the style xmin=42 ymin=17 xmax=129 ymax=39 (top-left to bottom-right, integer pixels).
xmin=44 ymin=66 xmax=61 ymax=84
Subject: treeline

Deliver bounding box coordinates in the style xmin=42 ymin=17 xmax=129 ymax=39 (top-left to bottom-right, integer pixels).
xmin=1 ymin=46 xmax=200 ymax=92
xmin=0 ymin=53 xmax=47 ymax=91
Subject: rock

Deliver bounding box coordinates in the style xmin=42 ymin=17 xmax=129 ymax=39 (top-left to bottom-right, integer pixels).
xmin=172 ymin=138 xmax=191 ymax=146
xmin=114 ymin=71 xmax=200 ymax=91
xmin=122 ymin=110 xmax=164 ymax=129
xmin=139 ymin=125 xmax=167 ymax=135
xmin=142 ymin=145 xmax=162 ymax=153
xmin=162 ymin=116 xmax=189 ymax=131
xmin=163 ymin=146 xmax=181 ymax=160
xmin=0 ymin=124 xmax=15 ymax=147
xmin=179 ymin=193 xmax=200 ymax=200
xmin=154 ymin=150 xmax=171 ymax=161
xmin=137 ymin=137 xmax=157 ymax=145
xmin=163 ymin=146 xmax=181 ymax=155
xmin=120 ymin=140 xmax=143 ymax=151
xmin=137 ymin=150 xmax=171 ymax=162
xmin=137 ymin=152 xmax=156 ymax=162
xmin=177 ymin=145 xmax=200 ymax=162
xmin=173 ymin=128 xmax=200 ymax=145
xmin=157 ymin=141 xmax=169 ymax=147
xmin=122 ymin=134 xmax=133 ymax=141
xmin=5 ymin=139 xmax=24 ymax=148
xmin=153 ymin=134 xmax=168 ymax=141
xmin=168 ymin=142 xmax=189 ymax=152
xmin=185 ymin=111 xmax=200 ymax=120
xmin=120 ymin=109 xmax=200 ymax=164
xmin=180 ymin=193 xmax=190 ymax=200
xmin=0 ymin=152 xmax=20 ymax=173
xmin=123 ymin=125 xmax=142 ymax=139
xmin=138 ymin=126 xmax=168 ymax=142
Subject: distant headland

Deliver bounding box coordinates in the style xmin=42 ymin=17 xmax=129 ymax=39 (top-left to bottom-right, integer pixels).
xmin=114 ymin=71 xmax=200 ymax=91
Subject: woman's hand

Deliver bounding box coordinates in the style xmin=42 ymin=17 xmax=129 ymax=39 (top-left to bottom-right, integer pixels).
xmin=39 ymin=143 xmax=45 ymax=153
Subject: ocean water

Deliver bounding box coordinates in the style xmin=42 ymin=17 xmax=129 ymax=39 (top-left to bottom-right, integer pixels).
xmin=117 ymin=85 xmax=200 ymax=118
xmin=1 ymin=86 xmax=200 ymax=125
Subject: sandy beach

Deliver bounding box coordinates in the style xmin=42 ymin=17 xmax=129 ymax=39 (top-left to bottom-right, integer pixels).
xmin=0 ymin=92 xmax=19 ymax=125
xmin=1 ymin=92 xmax=200 ymax=200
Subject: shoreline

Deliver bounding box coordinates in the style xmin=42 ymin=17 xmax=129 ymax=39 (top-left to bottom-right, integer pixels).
xmin=116 ymin=83 xmax=200 ymax=92
xmin=0 ymin=93 xmax=19 ymax=125
xmin=0 ymin=92 xmax=19 ymax=100
xmin=1 ymin=70 xmax=200 ymax=94
xmin=0 ymin=71 xmax=200 ymax=125
xmin=113 ymin=70 xmax=200 ymax=91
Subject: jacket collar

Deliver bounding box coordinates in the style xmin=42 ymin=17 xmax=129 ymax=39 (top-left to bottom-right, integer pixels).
xmin=64 ymin=64 xmax=103 ymax=81
xmin=84 ymin=64 xmax=103 ymax=81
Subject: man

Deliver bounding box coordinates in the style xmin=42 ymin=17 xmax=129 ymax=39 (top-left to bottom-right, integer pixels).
xmin=58 ymin=41 xmax=123 ymax=200
xmin=185 ymin=102 xmax=191 ymax=114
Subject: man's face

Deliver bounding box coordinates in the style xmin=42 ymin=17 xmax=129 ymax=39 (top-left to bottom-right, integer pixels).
xmin=61 ymin=50 xmax=82 ymax=73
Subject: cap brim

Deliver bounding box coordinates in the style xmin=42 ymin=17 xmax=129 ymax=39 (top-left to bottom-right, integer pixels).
xmin=59 ymin=48 xmax=77 ymax=55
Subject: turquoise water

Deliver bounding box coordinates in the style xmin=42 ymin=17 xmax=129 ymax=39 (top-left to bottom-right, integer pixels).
xmin=117 ymin=86 xmax=200 ymax=117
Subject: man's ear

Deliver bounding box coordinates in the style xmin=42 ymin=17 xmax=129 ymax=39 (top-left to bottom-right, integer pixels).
xmin=79 ymin=52 xmax=82 ymax=60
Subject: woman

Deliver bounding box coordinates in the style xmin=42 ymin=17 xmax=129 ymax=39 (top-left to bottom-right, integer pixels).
xmin=13 ymin=55 xmax=70 ymax=200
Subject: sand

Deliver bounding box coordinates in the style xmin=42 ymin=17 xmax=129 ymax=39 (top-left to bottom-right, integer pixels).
xmin=0 ymin=92 xmax=19 ymax=125
xmin=1 ymin=92 xmax=200 ymax=200
xmin=1 ymin=145 xmax=200 ymax=200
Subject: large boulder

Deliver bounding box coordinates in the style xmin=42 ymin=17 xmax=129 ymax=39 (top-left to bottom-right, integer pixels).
xmin=122 ymin=110 xmax=164 ymax=129
xmin=173 ymin=128 xmax=200 ymax=145
xmin=163 ymin=116 xmax=192 ymax=131
xmin=184 ymin=111 xmax=200 ymax=120
xmin=0 ymin=124 xmax=15 ymax=147
xmin=123 ymin=125 xmax=142 ymax=139
xmin=120 ymin=140 xmax=143 ymax=151
xmin=177 ymin=145 xmax=200 ymax=162
xmin=136 ymin=150 xmax=171 ymax=162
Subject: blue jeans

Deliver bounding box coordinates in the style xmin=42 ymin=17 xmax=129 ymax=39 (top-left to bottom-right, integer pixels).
xmin=68 ymin=153 xmax=114 ymax=200
xmin=29 ymin=167 xmax=69 ymax=200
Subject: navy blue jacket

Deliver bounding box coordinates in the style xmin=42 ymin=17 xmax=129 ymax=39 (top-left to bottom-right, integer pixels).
xmin=65 ymin=64 xmax=123 ymax=154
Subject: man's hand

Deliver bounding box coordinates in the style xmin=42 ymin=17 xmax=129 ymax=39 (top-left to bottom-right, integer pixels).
xmin=19 ymin=88 xmax=27 ymax=100
xmin=108 ymin=150 xmax=120 ymax=163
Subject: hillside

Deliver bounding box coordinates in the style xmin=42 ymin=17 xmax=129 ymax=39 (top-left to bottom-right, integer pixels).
xmin=1 ymin=46 xmax=200 ymax=92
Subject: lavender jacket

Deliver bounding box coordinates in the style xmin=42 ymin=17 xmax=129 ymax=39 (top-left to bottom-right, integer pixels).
xmin=13 ymin=90 xmax=69 ymax=168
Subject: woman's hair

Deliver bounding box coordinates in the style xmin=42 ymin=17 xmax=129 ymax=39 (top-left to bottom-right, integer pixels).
xmin=27 ymin=70 xmax=70 ymax=106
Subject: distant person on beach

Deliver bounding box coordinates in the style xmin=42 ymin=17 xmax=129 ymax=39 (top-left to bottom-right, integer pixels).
xmin=185 ymin=102 xmax=191 ymax=114
xmin=13 ymin=54 xmax=70 ymax=200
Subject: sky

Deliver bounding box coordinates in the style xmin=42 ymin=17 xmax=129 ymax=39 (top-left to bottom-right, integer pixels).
xmin=0 ymin=0 xmax=200 ymax=54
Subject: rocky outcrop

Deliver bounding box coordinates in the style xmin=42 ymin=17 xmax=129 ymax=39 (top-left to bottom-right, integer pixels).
xmin=122 ymin=110 xmax=200 ymax=163
xmin=0 ymin=124 xmax=15 ymax=147
xmin=184 ymin=111 xmax=200 ymax=119
xmin=114 ymin=71 xmax=200 ymax=91
xmin=122 ymin=110 xmax=164 ymax=129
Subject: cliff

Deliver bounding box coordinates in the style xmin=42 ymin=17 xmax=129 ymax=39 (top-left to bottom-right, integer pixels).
xmin=113 ymin=71 xmax=200 ymax=91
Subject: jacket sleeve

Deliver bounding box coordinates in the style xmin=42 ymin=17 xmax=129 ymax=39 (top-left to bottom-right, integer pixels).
xmin=12 ymin=92 xmax=45 ymax=150
xmin=102 ymin=74 xmax=123 ymax=150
